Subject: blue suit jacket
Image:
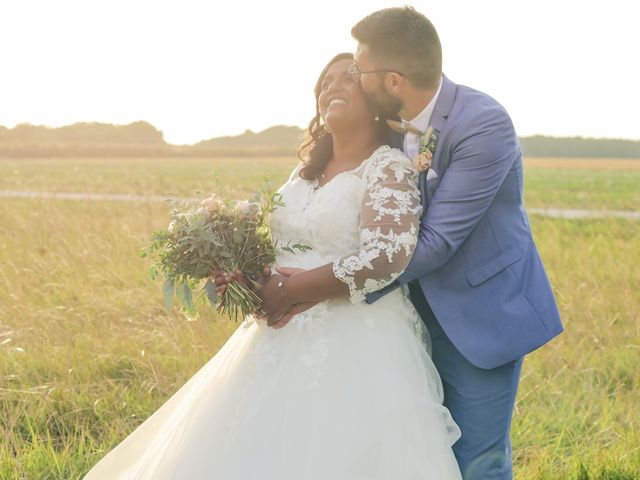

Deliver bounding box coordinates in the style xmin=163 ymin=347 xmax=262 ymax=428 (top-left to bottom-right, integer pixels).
xmin=367 ymin=75 xmax=563 ymax=369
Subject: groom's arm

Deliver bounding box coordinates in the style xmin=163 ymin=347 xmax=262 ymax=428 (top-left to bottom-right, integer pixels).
xmin=368 ymin=103 xmax=518 ymax=302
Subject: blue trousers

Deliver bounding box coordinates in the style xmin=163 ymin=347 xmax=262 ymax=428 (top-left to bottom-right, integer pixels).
xmin=409 ymin=283 xmax=523 ymax=480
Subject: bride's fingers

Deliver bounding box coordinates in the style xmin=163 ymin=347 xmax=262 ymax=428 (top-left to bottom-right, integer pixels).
xmin=272 ymin=315 xmax=291 ymax=329
xmin=254 ymin=308 xmax=268 ymax=320
xmin=230 ymin=270 xmax=253 ymax=289
xmin=272 ymin=303 xmax=314 ymax=329
xmin=209 ymin=268 xmax=225 ymax=278
xmin=215 ymin=274 xmax=234 ymax=287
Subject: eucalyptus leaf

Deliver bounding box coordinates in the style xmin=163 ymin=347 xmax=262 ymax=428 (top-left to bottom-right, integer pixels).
xmin=176 ymin=281 xmax=195 ymax=314
xmin=204 ymin=277 xmax=218 ymax=307
xmin=163 ymin=278 xmax=174 ymax=312
xmin=183 ymin=282 xmax=194 ymax=312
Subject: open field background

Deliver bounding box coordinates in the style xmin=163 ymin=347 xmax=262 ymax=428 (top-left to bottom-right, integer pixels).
xmin=1 ymin=156 xmax=639 ymax=479
xmin=1 ymin=157 xmax=639 ymax=211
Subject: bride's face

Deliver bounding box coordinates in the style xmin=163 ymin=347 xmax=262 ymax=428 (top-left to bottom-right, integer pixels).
xmin=318 ymin=59 xmax=373 ymax=132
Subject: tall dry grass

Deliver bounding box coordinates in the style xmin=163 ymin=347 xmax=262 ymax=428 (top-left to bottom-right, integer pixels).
xmin=0 ymin=157 xmax=638 ymax=479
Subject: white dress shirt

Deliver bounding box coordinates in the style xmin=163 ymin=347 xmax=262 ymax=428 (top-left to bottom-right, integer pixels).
xmin=402 ymin=76 xmax=444 ymax=159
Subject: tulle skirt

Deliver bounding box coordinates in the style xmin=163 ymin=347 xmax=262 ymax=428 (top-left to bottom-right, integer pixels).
xmin=84 ymin=289 xmax=462 ymax=479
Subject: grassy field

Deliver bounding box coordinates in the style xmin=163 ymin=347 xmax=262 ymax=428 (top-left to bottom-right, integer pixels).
xmin=1 ymin=156 xmax=639 ymax=211
xmin=1 ymin=157 xmax=639 ymax=479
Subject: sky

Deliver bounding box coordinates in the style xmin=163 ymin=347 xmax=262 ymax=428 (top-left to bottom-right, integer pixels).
xmin=1 ymin=0 xmax=638 ymax=145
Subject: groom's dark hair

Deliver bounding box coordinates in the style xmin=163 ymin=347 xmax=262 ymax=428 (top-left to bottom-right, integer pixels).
xmin=351 ymin=6 xmax=442 ymax=89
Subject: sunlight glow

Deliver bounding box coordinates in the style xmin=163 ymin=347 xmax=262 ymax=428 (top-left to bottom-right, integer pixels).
xmin=1 ymin=0 xmax=638 ymax=144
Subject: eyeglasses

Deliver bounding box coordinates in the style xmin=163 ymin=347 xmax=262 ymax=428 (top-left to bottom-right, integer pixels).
xmin=347 ymin=62 xmax=404 ymax=82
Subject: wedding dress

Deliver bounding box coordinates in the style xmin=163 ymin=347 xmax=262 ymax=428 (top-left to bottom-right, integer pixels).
xmin=84 ymin=145 xmax=462 ymax=479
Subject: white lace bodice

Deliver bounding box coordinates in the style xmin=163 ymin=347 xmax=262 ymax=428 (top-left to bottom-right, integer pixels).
xmin=270 ymin=145 xmax=422 ymax=302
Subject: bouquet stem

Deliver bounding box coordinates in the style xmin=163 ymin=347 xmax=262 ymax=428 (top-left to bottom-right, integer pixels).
xmin=216 ymin=279 xmax=262 ymax=322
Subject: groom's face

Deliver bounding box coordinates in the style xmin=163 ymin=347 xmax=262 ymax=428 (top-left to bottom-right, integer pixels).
xmin=354 ymin=44 xmax=403 ymax=118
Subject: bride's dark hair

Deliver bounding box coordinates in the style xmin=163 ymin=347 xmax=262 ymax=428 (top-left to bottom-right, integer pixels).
xmin=297 ymin=52 xmax=391 ymax=181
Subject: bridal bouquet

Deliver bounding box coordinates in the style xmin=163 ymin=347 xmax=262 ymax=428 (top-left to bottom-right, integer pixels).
xmin=141 ymin=189 xmax=309 ymax=321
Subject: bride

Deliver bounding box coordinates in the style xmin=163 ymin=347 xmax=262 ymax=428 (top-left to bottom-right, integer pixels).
xmin=83 ymin=53 xmax=462 ymax=480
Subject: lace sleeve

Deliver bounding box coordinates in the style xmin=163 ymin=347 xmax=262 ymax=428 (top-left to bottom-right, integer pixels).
xmin=332 ymin=148 xmax=422 ymax=303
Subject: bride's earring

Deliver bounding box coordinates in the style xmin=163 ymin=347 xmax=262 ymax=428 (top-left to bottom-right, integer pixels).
xmin=373 ymin=115 xmax=380 ymax=122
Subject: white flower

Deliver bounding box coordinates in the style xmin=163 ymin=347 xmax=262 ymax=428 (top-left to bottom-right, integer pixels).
xmin=235 ymin=200 xmax=261 ymax=219
xmin=235 ymin=200 xmax=251 ymax=213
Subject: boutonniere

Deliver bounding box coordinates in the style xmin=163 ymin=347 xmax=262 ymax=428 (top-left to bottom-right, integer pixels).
xmin=412 ymin=126 xmax=438 ymax=172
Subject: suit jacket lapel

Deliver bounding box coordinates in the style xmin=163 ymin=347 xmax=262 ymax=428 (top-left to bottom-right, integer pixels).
xmin=427 ymin=74 xmax=456 ymax=174
xmin=420 ymin=74 xmax=457 ymax=211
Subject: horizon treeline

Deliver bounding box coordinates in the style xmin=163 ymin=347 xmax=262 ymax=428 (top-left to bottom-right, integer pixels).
xmin=1 ymin=121 xmax=639 ymax=159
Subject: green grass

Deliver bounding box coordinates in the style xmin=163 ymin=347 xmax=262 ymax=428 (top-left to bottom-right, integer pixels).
xmin=524 ymin=168 xmax=640 ymax=211
xmin=1 ymin=156 xmax=639 ymax=210
xmin=0 ymin=199 xmax=240 ymax=479
xmin=0 ymin=157 xmax=298 ymax=199
xmin=512 ymin=217 xmax=639 ymax=478
xmin=0 ymin=157 xmax=639 ymax=479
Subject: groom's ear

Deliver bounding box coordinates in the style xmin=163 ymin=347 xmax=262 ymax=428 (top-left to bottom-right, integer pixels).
xmin=384 ymin=72 xmax=404 ymax=94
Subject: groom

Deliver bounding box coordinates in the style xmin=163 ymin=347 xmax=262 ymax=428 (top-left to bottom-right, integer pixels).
xmin=349 ymin=7 xmax=563 ymax=479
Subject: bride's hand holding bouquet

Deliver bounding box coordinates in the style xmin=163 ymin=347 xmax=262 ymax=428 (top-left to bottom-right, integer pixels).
xmin=141 ymin=189 xmax=309 ymax=321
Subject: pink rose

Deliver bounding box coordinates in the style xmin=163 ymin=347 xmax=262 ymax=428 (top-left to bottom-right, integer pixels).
xmin=412 ymin=150 xmax=433 ymax=172
xmin=200 ymin=194 xmax=221 ymax=214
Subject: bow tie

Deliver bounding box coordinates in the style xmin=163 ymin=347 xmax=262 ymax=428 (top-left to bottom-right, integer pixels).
xmin=386 ymin=119 xmax=424 ymax=136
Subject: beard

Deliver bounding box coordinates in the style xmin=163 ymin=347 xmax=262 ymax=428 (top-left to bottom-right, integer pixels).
xmin=363 ymin=84 xmax=403 ymax=120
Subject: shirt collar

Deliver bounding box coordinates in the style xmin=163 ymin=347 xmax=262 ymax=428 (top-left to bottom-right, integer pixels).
xmin=402 ymin=75 xmax=443 ymax=133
